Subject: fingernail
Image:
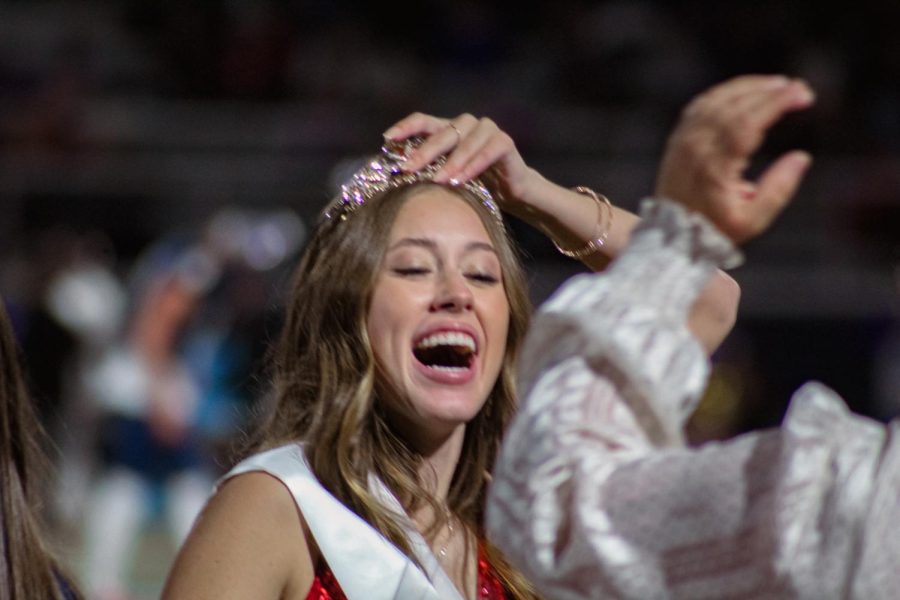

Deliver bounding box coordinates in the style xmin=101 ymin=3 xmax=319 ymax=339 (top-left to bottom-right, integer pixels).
xmin=383 ymin=127 xmax=400 ymax=139
xmin=792 ymin=151 xmax=813 ymax=170
xmin=794 ymin=83 xmax=815 ymax=103
xmin=448 ymin=177 xmax=461 ymax=186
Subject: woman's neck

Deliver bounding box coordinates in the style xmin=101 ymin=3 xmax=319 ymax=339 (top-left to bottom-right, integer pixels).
xmin=414 ymin=423 xmax=466 ymax=502
xmin=416 ymin=424 xmax=477 ymax=600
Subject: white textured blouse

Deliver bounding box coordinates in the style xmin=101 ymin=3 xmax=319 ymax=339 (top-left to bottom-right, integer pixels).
xmin=487 ymin=199 xmax=900 ymax=600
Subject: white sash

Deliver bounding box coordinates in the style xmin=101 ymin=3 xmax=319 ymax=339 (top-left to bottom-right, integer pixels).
xmin=220 ymin=444 xmax=464 ymax=600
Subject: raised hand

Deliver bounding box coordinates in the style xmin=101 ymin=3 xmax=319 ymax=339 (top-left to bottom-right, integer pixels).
xmin=383 ymin=106 xmax=744 ymax=353
xmin=655 ymin=75 xmax=815 ymax=244
xmin=382 ymin=112 xmax=541 ymax=218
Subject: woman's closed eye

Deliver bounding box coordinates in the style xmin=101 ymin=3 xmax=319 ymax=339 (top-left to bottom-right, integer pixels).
xmin=393 ymin=266 xmax=431 ymax=277
xmin=466 ymin=272 xmax=500 ymax=284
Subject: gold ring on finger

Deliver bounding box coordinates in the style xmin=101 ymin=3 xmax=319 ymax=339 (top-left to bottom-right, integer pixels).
xmin=446 ymin=121 xmax=462 ymax=146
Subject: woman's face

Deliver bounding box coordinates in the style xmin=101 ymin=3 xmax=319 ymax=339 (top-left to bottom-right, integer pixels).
xmin=367 ymin=187 xmax=510 ymax=445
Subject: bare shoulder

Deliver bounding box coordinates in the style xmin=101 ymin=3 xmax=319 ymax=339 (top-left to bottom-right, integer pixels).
xmin=207 ymin=470 xmax=305 ymax=528
xmin=162 ymin=471 xmax=315 ymax=600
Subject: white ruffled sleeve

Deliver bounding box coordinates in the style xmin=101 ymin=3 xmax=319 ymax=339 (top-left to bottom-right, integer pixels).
xmin=487 ymin=199 xmax=897 ymax=599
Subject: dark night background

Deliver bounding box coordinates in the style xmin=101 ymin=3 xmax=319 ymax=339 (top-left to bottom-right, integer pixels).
xmin=1 ymin=2 xmax=899 ymax=596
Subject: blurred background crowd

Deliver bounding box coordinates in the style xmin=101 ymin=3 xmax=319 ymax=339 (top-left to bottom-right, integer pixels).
xmin=0 ymin=1 xmax=898 ymax=598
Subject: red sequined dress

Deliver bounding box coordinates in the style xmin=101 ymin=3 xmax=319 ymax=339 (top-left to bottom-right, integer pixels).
xmin=306 ymin=545 xmax=508 ymax=599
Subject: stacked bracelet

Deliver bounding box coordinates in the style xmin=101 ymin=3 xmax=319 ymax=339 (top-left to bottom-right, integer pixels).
xmin=552 ymin=186 xmax=614 ymax=259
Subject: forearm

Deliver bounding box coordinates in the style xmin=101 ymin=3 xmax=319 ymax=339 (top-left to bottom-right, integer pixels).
xmin=513 ymin=173 xmax=741 ymax=353
xmin=516 ymin=199 xmax=742 ymax=443
xmin=688 ymin=269 xmax=740 ymax=353
xmin=505 ymin=169 xmax=636 ymax=271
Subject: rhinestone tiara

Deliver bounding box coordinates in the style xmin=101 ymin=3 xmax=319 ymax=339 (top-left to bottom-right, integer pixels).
xmin=321 ymin=136 xmax=503 ymax=227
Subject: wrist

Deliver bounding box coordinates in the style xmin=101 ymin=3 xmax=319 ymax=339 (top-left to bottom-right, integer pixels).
xmin=550 ymin=187 xmax=613 ymax=259
xmin=508 ymin=173 xmax=592 ymax=234
xmin=635 ymin=198 xmax=743 ymax=270
xmin=499 ymin=167 xmax=554 ymax=225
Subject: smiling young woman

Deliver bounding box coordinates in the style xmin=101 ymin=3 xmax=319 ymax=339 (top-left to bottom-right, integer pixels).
xmin=162 ymin=89 xmax=743 ymax=598
xmin=162 ymin=139 xmax=536 ymax=600
xmin=366 ymin=187 xmax=511 ymax=443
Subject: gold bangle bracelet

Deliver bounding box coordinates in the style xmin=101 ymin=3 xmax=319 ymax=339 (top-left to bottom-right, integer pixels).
xmin=552 ymin=186 xmax=614 ymax=259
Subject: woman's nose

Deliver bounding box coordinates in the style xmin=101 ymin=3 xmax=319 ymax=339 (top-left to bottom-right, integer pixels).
xmin=430 ymin=271 xmax=473 ymax=313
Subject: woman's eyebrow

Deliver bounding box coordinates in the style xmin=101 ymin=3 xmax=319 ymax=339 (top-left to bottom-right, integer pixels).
xmin=465 ymin=241 xmax=497 ymax=254
xmin=387 ymin=238 xmax=497 ymax=255
xmin=387 ymin=237 xmax=436 ymax=252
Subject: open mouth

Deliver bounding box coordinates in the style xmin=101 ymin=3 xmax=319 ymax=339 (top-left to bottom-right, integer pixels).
xmin=413 ymin=331 xmax=476 ymax=371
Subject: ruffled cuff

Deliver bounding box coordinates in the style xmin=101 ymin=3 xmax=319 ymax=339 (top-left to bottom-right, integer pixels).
xmin=603 ymin=198 xmax=743 ymax=318
xmin=637 ymin=198 xmax=743 ymax=269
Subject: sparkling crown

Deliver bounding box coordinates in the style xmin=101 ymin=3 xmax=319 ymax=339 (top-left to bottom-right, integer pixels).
xmin=321 ymin=136 xmax=503 ymax=227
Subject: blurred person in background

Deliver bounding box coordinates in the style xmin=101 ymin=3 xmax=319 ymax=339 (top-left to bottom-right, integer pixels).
xmin=79 ymin=251 xmax=211 ymax=600
xmin=1 ymin=297 xmax=83 ymax=599
xmin=78 ymin=208 xmax=303 ymax=600
xmin=160 ymin=75 xmax=749 ymax=596
xmin=34 ymin=229 xmax=129 ymax=533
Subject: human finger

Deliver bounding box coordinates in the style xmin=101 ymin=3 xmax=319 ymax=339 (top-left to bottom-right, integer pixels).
xmin=440 ymin=132 xmax=520 ymax=187
xmin=433 ymin=117 xmax=504 ymax=183
xmin=726 ymin=77 xmax=814 ymax=120
xmin=683 ymin=78 xmax=804 ymax=153
xmin=382 ymin=112 xmax=449 ymax=141
xmin=718 ymin=150 xmax=812 ymax=243
xmin=751 ymin=150 xmax=812 ymax=227
xmin=686 ymin=74 xmax=792 ymax=119
xmin=402 ymin=113 xmax=479 ymax=172
xmin=715 ymin=80 xmax=815 ymax=156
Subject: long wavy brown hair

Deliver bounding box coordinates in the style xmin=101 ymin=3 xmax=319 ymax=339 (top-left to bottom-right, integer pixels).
xmin=0 ymin=300 xmax=83 ymax=600
xmin=256 ymin=182 xmax=538 ymax=597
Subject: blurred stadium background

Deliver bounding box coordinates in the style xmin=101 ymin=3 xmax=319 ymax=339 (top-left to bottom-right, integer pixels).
xmin=1 ymin=1 xmax=898 ymax=597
